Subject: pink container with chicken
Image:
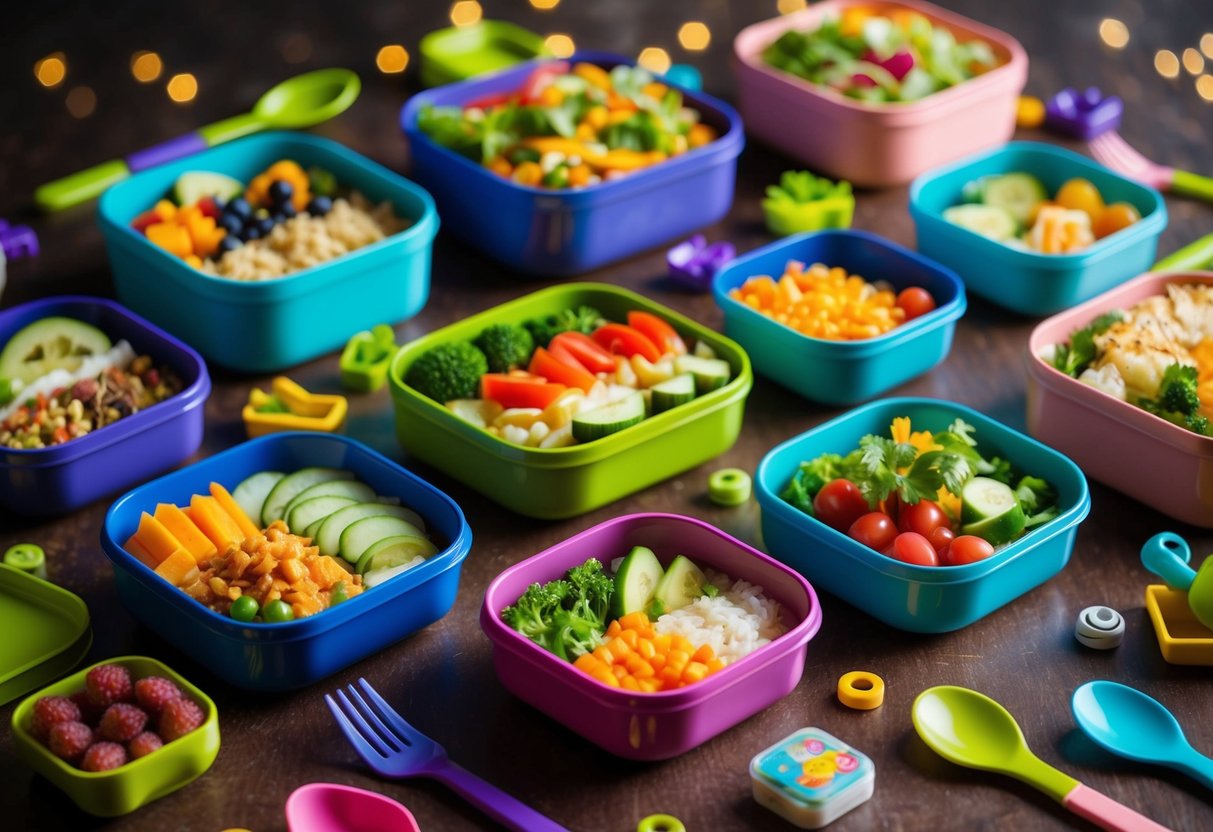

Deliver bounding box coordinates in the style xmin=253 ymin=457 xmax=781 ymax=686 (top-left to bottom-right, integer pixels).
xmin=732 ymin=0 xmax=1028 ymax=187
xmin=1026 ymin=271 xmax=1213 ymax=527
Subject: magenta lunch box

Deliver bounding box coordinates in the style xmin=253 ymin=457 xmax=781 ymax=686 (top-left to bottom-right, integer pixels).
xmin=732 ymin=0 xmax=1028 ymax=187
xmin=1027 ymin=271 xmax=1213 ymax=527
xmin=0 ymin=297 xmax=208 ymax=515
xmin=480 ymin=513 xmax=822 ymax=761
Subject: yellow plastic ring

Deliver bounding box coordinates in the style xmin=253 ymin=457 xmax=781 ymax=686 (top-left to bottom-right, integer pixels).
xmin=837 ymin=670 xmax=885 ymax=710
xmin=638 ymin=815 xmax=686 ymax=832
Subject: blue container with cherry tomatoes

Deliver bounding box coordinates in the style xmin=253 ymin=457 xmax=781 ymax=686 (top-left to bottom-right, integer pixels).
xmin=755 ymin=397 xmax=1089 ymax=633
xmin=712 ymin=230 xmax=966 ymax=406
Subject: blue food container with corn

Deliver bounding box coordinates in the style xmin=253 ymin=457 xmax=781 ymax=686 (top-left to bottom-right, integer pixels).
xmin=909 ymin=141 xmax=1165 ymax=316
xmin=755 ymin=397 xmax=1090 ymax=633
xmin=99 ymin=433 xmax=471 ymax=691
xmin=713 ymin=230 xmax=965 ymax=405
xmin=400 ymin=52 xmax=743 ymax=276
xmin=97 ymin=132 xmax=438 ymax=373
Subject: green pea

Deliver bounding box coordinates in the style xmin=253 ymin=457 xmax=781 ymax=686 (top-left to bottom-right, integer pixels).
xmin=263 ymin=599 xmax=295 ymax=623
xmin=331 ymin=581 xmax=349 ymax=606
xmin=542 ymin=165 xmax=570 ymax=188
xmin=230 ymin=595 xmax=259 ymax=622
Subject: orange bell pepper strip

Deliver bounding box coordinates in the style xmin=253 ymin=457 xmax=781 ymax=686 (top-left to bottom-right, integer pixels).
xmin=592 ymin=323 xmax=662 ymax=363
xmin=529 ymin=347 xmax=597 ymax=392
xmin=480 ymin=374 xmax=567 ymax=409
xmin=626 ymin=311 xmax=687 ymax=356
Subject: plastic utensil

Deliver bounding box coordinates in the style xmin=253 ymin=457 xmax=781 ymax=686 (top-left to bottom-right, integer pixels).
xmin=912 ymin=686 xmax=1174 ymax=832
xmin=1152 ymin=232 xmax=1213 ymax=271
xmin=1089 ymin=130 xmax=1213 ymax=204
xmin=1140 ymin=532 xmax=1213 ymax=629
xmin=326 ymin=677 xmax=568 ymax=831
xmin=0 ymin=563 xmax=90 ymax=705
xmin=285 ymin=783 xmax=420 ymax=832
xmin=1044 ymin=87 xmax=1123 ymax=140
xmin=1072 ymin=681 xmax=1213 ymax=791
xmin=36 ymin=69 xmax=360 ymax=212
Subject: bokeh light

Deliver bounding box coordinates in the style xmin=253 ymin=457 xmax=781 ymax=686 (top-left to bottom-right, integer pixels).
xmin=34 ymin=53 xmax=67 ymax=88
xmin=1197 ymin=74 xmax=1213 ymax=101
xmin=1183 ymin=48 xmax=1205 ymax=75
xmin=1155 ymin=50 xmax=1180 ymax=79
xmin=1098 ymin=19 xmax=1129 ymax=49
xmin=777 ymin=0 xmax=808 ymax=14
xmin=529 ymin=0 xmax=560 ymax=8
xmin=167 ymin=73 xmax=198 ymax=103
xmin=638 ymin=47 xmax=672 ymax=75
xmin=678 ymin=22 xmax=711 ymax=51
xmin=65 ymin=86 xmax=96 ymax=118
xmin=450 ymin=1 xmax=482 ymax=27
xmin=376 ymin=45 xmax=409 ymax=74
xmin=1202 ymin=33 xmax=1213 ymax=59
xmin=544 ymin=34 xmax=576 ymax=59
xmin=130 ymin=51 xmax=163 ymax=83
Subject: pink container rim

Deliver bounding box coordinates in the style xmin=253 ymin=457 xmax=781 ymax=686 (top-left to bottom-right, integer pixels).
xmin=480 ymin=512 xmax=822 ymax=709
xmin=733 ymin=0 xmax=1028 ymax=126
xmin=1026 ymin=269 xmax=1213 ymax=457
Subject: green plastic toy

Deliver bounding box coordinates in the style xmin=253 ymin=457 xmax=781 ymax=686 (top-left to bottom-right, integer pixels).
xmin=0 ymin=563 xmax=90 ymax=705
xmin=762 ymin=171 xmax=855 ymax=237
xmin=341 ymin=324 xmax=399 ymax=393
xmin=420 ymin=21 xmax=550 ymax=88
xmin=4 ymin=543 xmax=46 ymax=579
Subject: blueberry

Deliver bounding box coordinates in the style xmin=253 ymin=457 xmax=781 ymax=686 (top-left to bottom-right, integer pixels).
xmin=225 ymin=197 xmax=251 ymax=219
xmin=219 ymin=214 xmax=243 ymax=235
xmin=268 ymin=180 xmax=294 ymax=204
xmin=307 ymin=196 xmax=333 ymax=216
xmin=242 ymin=225 xmax=261 ymax=241
xmin=218 ymin=235 xmax=242 ymax=253
xmin=276 ymin=202 xmax=297 ymax=220
xmin=257 ymin=217 xmax=275 ymax=235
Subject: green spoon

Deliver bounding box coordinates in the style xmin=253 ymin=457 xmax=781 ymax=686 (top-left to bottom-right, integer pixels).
xmin=912 ymin=686 xmax=1174 ymax=832
xmin=34 ymin=68 xmax=361 ymax=212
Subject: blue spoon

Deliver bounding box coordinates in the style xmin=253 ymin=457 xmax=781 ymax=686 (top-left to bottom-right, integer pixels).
xmin=1072 ymin=681 xmax=1213 ymax=791
xmin=1141 ymin=532 xmax=1213 ymax=629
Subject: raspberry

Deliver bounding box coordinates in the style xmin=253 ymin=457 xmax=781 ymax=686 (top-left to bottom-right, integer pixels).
xmin=47 ymin=721 xmax=93 ymax=761
xmin=69 ymin=690 xmax=104 ymax=725
xmin=30 ymin=696 xmax=81 ymax=740
xmin=158 ymin=697 xmax=204 ymax=742
xmin=133 ymin=676 xmax=182 ymax=717
xmin=81 ymin=741 xmax=127 ymax=772
xmin=127 ymin=731 xmax=163 ymax=759
xmin=85 ymin=664 xmax=133 ymax=709
xmin=98 ymin=703 xmax=148 ymax=742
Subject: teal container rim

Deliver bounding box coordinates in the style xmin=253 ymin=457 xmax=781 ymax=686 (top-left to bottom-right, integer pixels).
xmin=712 ymin=229 xmax=967 ymax=357
xmin=11 ymin=655 xmax=218 ymax=782
xmin=100 ymin=433 xmax=472 ymax=638
xmin=97 ymin=131 xmax=440 ymax=305
xmin=388 ymin=282 xmax=753 ymax=467
xmin=908 ymin=141 xmax=1167 ymax=269
xmin=755 ymin=396 xmax=1091 ymax=585
xmin=419 ymin=20 xmax=549 ymax=83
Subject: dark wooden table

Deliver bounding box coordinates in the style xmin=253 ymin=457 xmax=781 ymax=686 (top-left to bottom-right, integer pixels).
xmin=3 ymin=1 xmax=1211 ymax=830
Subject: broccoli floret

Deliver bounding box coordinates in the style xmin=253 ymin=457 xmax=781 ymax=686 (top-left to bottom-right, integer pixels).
xmin=1051 ymin=310 xmax=1124 ymax=377
xmin=565 ymin=558 xmax=613 ymax=626
xmin=1158 ymin=364 xmax=1200 ymax=415
xmin=523 ymin=306 xmax=605 ymax=347
xmin=499 ymin=558 xmax=613 ymax=660
xmin=404 ymin=342 xmax=488 ymax=403
xmin=502 ymin=580 xmax=570 ymax=655
xmin=475 ymin=323 xmax=534 ymax=373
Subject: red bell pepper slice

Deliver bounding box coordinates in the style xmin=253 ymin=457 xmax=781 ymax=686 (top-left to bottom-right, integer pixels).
xmin=549 ymin=331 xmax=616 ymax=374
xmin=626 ymin=311 xmax=687 ymax=356
xmin=481 ymin=374 xmax=567 ymax=409
xmin=529 ymin=347 xmax=597 ymax=392
xmin=591 ymin=324 xmax=662 ymax=363
xmin=130 ymin=209 xmax=164 ymax=234
xmin=464 ymin=92 xmax=514 ymax=111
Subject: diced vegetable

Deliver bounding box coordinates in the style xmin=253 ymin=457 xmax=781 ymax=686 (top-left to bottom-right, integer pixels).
xmin=481 ymin=373 xmax=568 ymax=409
xmin=571 ymin=391 xmax=646 ymax=442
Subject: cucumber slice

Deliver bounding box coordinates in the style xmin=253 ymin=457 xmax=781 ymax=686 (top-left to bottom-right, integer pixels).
xmin=316 ymin=503 xmax=426 ymax=558
xmin=650 ymin=373 xmax=696 ymax=414
xmin=960 ymin=175 xmax=993 ymax=204
xmin=339 ymin=515 xmax=430 ymax=565
xmin=355 ymin=534 xmax=438 ymax=575
xmin=0 ymin=317 xmax=113 ymax=384
xmin=232 ymin=471 xmax=284 ymax=524
xmin=942 ymin=204 xmax=1019 ymax=243
xmin=960 ymin=476 xmax=1026 ymax=545
xmin=283 ymin=480 xmax=376 ymax=519
xmin=364 ymin=557 xmax=429 ymax=588
xmin=610 ymin=546 xmax=665 ymax=619
xmin=571 ymin=391 xmax=645 ymax=443
xmin=261 ymin=468 xmax=354 ymax=527
xmin=652 ymin=555 xmax=708 ymax=614
xmin=673 ymin=355 xmax=731 ymax=394
xmin=285 ymin=495 xmax=358 ymax=536
xmin=173 ymin=171 xmax=244 ymax=206
xmin=981 ymin=172 xmax=1048 ymax=226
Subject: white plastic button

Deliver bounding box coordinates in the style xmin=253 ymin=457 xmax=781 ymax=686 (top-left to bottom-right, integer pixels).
xmin=1075 ymin=605 xmax=1125 ymax=649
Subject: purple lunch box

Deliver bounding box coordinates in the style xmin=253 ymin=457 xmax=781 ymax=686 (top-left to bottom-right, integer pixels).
xmin=0 ymin=297 xmax=209 ymax=515
xmin=480 ymin=513 xmax=822 ymax=760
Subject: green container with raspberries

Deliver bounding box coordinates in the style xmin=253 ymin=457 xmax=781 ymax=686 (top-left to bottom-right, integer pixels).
xmin=10 ymin=656 xmax=220 ymax=817
xmin=389 ymin=283 xmax=753 ymax=518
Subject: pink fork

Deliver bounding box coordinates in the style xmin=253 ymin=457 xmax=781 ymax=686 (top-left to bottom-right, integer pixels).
xmin=1089 ymin=131 xmax=1213 ymax=203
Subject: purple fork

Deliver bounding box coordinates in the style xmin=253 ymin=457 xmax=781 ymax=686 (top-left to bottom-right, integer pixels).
xmin=1088 ymin=131 xmax=1213 ymax=203
xmin=326 ymin=678 xmax=568 ymax=832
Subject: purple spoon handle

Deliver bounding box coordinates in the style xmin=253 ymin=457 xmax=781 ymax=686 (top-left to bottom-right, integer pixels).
xmin=125 ymin=132 xmax=210 ymax=173
xmin=432 ymin=761 xmax=568 ymax=832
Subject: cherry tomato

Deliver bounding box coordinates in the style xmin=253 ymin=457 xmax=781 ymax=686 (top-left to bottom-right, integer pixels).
xmin=1056 ymin=178 xmax=1104 ymax=219
xmin=1093 ymin=202 xmax=1141 ymax=239
xmin=928 ymin=526 xmax=956 ymax=553
xmin=848 ymin=512 xmax=899 ymax=552
xmin=942 ymin=535 xmax=996 ymax=566
xmin=887 ymin=532 xmax=939 ymax=567
xmin=899 ymin=499 xmax=951 ymax=537
xmin=813 ymin=479 xmax=871 ymax=533
xmin=895 ymin=287 xmax=936 ymax=321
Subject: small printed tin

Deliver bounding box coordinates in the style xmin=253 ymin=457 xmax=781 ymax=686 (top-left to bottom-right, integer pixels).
xmin=750 ymin=728 xmax=874 ymax=829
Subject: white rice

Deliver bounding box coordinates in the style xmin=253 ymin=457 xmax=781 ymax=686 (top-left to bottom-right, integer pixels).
xmin=653 ymin=569 xmax=787 ymax=664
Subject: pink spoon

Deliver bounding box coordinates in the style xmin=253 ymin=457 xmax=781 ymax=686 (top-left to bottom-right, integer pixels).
xmin=286 ymin=783 xmax=421 ymax=832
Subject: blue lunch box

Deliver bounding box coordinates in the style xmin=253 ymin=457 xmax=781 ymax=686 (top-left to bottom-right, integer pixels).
xmin=713 ymin=229 xmax=966 ymax=405
xmin=755 ymin=397 xmax=1090 ymax=633
xmin=97 ymin=132 xmax=439 ymax=373
xmin=909 ymin=141 xmax=1165 ymax=316
xmin=99 ymin=432 xmax=472 ymax=691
